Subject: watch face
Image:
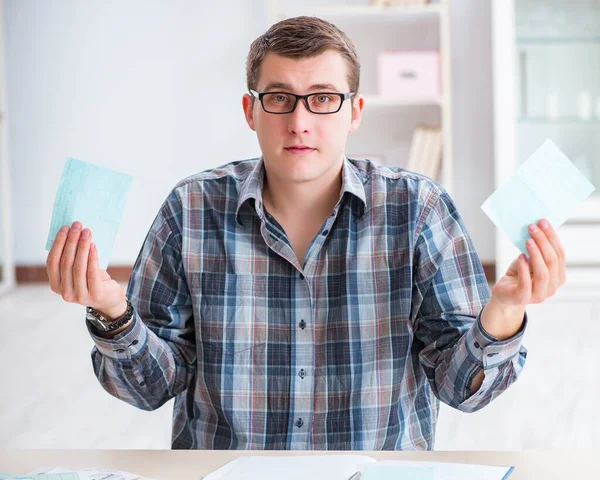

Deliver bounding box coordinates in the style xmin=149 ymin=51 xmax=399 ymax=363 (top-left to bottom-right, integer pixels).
xmin=87 ymin=313 xmax=110 ymax=332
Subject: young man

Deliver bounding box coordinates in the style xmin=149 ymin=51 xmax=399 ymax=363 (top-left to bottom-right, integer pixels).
xmin=47 ymin=17 xmax=566 ymax=450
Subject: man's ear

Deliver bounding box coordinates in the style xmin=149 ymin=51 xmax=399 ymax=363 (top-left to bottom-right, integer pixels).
xmin=242 ymin=94 xmax=256 ymax=131
xmin=348 ymin=94 xmax=364 ymax=134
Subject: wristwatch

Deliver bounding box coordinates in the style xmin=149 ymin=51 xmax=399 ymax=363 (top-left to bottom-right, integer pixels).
xmin=86 ymin=299 xmax=134 ymax=333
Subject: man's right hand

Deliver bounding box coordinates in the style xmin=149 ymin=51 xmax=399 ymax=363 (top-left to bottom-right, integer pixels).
xmin=46 ymin=221 xmax=127 ymax=320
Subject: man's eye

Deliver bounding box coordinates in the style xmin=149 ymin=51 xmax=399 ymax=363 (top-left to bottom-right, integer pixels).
xmin=315 ymin=95 xmax=331 ymax=103
xmin=274 ymin=95 xmax=289 ymax=102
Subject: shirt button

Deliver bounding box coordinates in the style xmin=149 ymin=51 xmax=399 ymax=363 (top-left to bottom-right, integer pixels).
xmin=322 ymin=229 xmax=329 ymax=236
xmin=299 ymin=369 xmax=306 ymax=379
xmin=299 ymin=273 xmax=305 ymax=280
xmin=299 ymin=320 xmax=306 ymax=330
xmin=295 ymin=418 xmax=304 ymax=428
xmin=474 ymin=342 xmax=481 ymax=349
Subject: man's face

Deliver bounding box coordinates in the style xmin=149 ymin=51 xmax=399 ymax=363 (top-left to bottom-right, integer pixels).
xmin=243 ymin=50 xmax=364 ymax=186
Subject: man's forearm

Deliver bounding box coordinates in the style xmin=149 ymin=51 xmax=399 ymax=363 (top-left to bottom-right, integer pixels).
xmin=480 ymin=296 xmax=526 ymax=341
xmin=470 ymin=369 xmax=485 ymax=395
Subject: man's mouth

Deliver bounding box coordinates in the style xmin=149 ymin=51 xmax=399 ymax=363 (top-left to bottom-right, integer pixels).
xmin=284 ymin=146 xmax=316 ymax=154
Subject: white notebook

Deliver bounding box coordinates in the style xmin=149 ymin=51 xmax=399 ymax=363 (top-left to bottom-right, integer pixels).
xmin=201 ymin=455 xmax=514 ymax=480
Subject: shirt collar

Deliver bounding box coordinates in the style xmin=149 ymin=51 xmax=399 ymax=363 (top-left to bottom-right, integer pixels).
xmin=236 ymin=156 xmax=367 ymax=225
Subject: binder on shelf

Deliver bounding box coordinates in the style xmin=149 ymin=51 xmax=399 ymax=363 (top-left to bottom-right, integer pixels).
xmin=405 ymin=125 xmax=443 ymax=181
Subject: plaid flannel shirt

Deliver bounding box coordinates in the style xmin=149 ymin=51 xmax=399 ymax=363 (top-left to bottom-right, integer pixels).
xmin=88 ymin=157 xmax=527 ymax=450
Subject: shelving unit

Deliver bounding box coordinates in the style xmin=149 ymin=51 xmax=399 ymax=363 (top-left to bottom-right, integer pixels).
xmin=492 ymin=0 xmax=600 ymax=294
xmin=266 ymin=0 xmax=454 ymax=197
xmin=363 ymin=94 xmax=445 ymax=107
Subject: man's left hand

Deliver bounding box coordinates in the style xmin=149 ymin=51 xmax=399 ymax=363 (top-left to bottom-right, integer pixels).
xmin=481 ymin=218 xmax=567 ymax=341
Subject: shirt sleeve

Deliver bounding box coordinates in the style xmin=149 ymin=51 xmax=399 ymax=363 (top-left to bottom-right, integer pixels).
xmin=88 ymin=188 xmax=197 ymax=411
xmin=411 ymin=185 xmax=528 ymax=413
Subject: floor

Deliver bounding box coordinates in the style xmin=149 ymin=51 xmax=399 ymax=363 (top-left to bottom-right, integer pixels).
xmin=0 ymin=283 xmax=598 ymax=450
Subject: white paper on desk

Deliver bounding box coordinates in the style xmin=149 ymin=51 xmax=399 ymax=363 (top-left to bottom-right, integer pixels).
xmin=202 ymin=455 xmax=377 ymax=480
xmin=362 ymin=460 xmax=514 ymax=480
xmin=481 ymin=138 xmax=596 ymax=257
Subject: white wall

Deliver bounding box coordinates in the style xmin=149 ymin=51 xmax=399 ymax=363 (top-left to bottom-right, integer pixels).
xmin=449 ymin=0 xmax=496 ymax=263
xmin=5 ymin=0 xmax=496 ymax=266
xmin=0 ymin=0 xmax=14 ymax=294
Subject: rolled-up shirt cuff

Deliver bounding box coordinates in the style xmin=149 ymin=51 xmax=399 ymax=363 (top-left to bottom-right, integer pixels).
xmin=465 ymin=307 xmax=528 ymax=370
xmin=86 ymin=313 xmax=148 ymax=360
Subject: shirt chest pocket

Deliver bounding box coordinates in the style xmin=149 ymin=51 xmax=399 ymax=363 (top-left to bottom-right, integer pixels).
xmin=200 ymin=303 xmax=268 ymax=356
xmin=189 ymin=272 xmax=270 ymax=355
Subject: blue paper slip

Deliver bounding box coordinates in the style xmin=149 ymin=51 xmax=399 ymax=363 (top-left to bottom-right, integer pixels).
xmin=45 ymin=158 xmax=133 ymax=270
xmin=361 ymin=461 xmax=514 ymax=480
xmin=481 ymin=139 xmax=596 ymax=256
xmin=0 ymin=475 xmax=80 ymax=480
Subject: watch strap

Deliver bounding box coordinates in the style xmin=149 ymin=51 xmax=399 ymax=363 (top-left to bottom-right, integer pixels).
xmin=86 ymin=300 xmax=134 ymax=332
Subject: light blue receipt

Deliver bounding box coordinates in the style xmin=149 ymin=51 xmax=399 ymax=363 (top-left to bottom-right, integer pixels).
xmin=45 ymin=158 xmax=133 ymax=270
xmin=0 ymin=475 xmax=80 ymax=480
xmin=481 ymin=139 xmax=596 ymax=256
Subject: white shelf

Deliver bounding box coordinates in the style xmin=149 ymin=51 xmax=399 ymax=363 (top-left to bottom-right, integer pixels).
xmin=569 ymin=195 xmax=600 ymax=222
xmin=279 ymin=4 xmax=443 ymax=18
xmin=364 ymin=94 xmax=444 ymax=107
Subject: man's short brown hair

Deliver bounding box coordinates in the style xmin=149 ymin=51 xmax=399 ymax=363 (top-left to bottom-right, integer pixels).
xmin=246 ymin=16 xmax=361 ymax=94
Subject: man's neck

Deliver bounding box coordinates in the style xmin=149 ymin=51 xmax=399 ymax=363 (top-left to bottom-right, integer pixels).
xmin=262 ymin=162 xmax=344 ymax=222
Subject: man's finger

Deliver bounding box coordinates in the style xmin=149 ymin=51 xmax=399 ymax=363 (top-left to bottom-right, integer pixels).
xmin=87 ymin=242 xmax=103 ymax=301
xmin=529 ymin=222 xmax=559 ymax=291
xmin=518 ymin=254 xmax=531 ymax=300
xmin=46 ymin=226 xmax=69 ymax=291
xmin=539 ymin=219 xmax=567 ymax=285
xmin=60 ymin=221 xmax=83 ymax=300
xmin=526 ymin=239 xmax=548 ymax=301
xmin=73 ymin=229 xmax=92 ymax=303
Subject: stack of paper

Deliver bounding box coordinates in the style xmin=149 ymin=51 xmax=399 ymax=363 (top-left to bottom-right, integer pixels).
xmin=202 ymin=455 xmax=374 ymax=480
xmin=201 ymin=455 xmax=514 ymax=480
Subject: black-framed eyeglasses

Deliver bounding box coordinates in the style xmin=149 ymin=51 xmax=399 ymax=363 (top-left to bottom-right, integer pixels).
xmin=249 ymin=89 xmax=355 ymax=115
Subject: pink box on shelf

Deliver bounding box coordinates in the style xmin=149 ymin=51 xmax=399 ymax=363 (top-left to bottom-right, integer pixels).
xmin=378 ymin=50 xmax=441 ymax=100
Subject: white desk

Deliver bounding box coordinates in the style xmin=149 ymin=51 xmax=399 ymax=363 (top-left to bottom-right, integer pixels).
xmin=0 ymin=450 xmax=597 ymax=479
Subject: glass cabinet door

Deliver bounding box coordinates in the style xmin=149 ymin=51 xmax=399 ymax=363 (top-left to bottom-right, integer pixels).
xmin=515 ymin=0 xmax=600 ymax=207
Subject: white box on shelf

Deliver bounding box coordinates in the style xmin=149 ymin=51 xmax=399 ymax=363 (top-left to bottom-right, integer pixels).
xmin=378 ymin=50 xmax=441 ymax=100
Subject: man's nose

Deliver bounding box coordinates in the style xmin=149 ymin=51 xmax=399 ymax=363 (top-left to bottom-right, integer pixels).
xmin=287 ymin=99 xmax=313 ymax=134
